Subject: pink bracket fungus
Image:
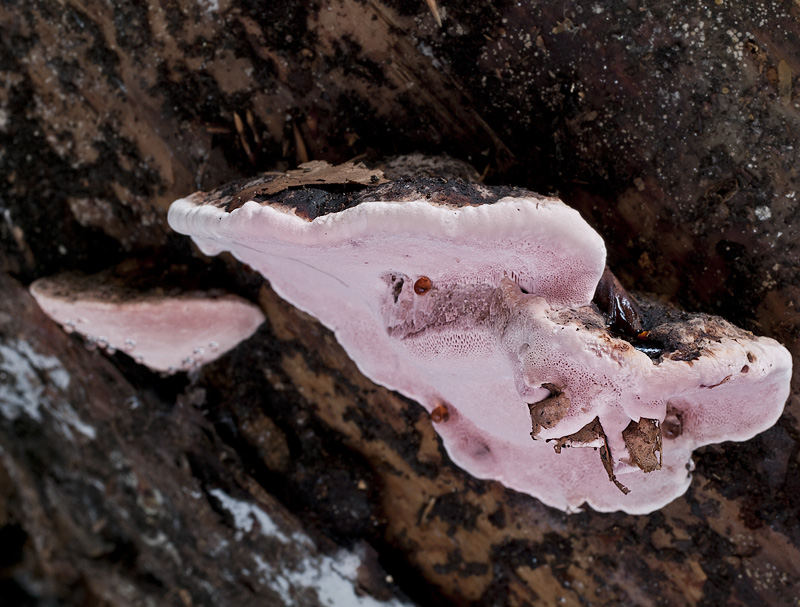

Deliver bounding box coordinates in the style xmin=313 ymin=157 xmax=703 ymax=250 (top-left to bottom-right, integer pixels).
xmin=168 ymin=164 xmax=792 ymax=513
xmin=30 ymin=272 xmax=265 ymax=374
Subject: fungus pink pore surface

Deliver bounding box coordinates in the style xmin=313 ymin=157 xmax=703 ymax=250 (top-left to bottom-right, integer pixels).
xmin=30 ymin=283 xmax=265 ymax=373
xmin=168 ymin=193 xmax=792 ymax=513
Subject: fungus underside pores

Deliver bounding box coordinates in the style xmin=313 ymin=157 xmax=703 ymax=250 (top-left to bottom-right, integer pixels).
xmin=167 ymin=167 xmax=792 ymax=514
xmin=29 ymin=274 xmax=265 ymax=374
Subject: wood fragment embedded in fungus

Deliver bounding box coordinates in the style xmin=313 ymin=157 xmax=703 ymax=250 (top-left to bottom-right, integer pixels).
xmin=622 ymin=418 xmax=662 ymax=472
xmin=529 ymin=383 xmax=571 ymax=437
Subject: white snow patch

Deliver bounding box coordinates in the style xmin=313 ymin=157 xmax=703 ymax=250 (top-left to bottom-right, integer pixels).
xmin=198 ymin=0 xmax=219 ymax=15
xmin=254 ymin=549 xmax=413 ymax=607
xmin=0 ymin=341 xmax=49 ymax=421
xmin=212 ymin=488 xmax=414 ymax=606
xmin=754 ymin=205 xmax=772 ymax=221
xmin=253 ymin=554 xmax=292 ymax=603
xmin=0 ymin=339 xmax=95 ymax=439
xmin=54 ymin=400 xmax=97 ymax=439
xmin=209 ymin=488 xmax=290 ymax=543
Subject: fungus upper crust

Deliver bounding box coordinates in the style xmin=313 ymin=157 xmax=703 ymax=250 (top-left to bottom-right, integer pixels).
xmin=168 ymin=182 xmax=792 ymax=514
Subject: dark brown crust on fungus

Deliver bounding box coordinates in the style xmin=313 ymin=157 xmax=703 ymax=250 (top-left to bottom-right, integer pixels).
xmin=192 ymin=161 xmax=540 ymax=220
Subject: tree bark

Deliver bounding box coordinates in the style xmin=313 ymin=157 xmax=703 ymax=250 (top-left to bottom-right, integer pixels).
xmin=1 ymin=1 xmax=799 ymax=606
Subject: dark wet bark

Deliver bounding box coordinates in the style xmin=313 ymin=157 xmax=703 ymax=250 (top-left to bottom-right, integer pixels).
xmin=1 ymin=1 xmax=799 ymax=606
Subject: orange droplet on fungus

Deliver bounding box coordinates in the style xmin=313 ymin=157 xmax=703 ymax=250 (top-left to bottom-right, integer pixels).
xmin=430 ymin=403 xmax=449 ymax=423
xmin=414 ymin=276 xmax=432 ymax=294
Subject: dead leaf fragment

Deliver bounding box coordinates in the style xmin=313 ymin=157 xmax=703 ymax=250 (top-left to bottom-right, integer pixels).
xmin=229 ymin=161 xmax=389 ymax=210
xmin=548 ymin=417 xmax=630 ymax=494
xmin=548 ymin=417 xmax=605 ymax=453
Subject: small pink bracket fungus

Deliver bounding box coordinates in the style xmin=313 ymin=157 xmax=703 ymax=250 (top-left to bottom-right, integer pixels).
xmin=168 ymin=166 xmax=792 ymax=513
xmin=30 ymin=272 xmax=265 ymax=374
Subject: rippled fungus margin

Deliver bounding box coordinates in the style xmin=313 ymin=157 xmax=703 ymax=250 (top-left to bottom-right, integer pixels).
xmin=167 ymin=170 xmax=791 ymax=513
